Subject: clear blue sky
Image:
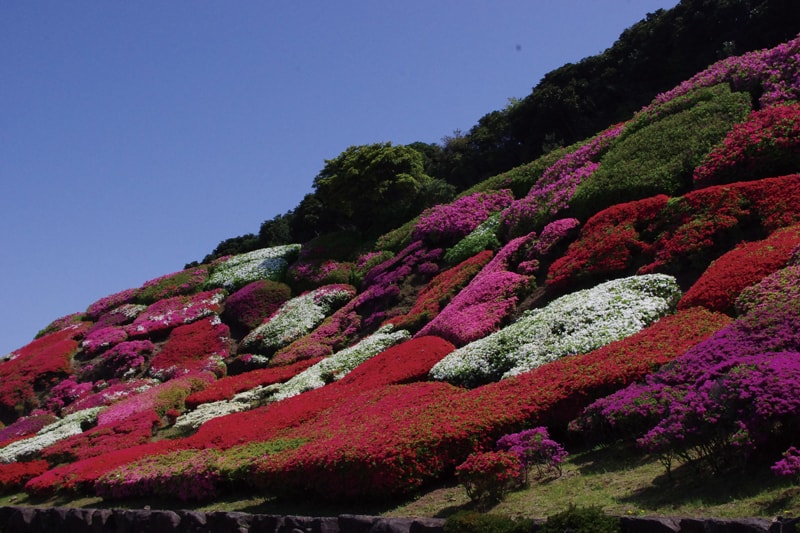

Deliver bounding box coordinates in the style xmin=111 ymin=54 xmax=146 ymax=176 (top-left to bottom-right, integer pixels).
xmin=1 ymin=0 xmax=680 ymax=356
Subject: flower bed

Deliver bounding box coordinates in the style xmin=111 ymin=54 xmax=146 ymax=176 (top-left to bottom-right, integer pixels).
xmin=547 ymin=175 xmax=800 ymax=291
xmin=387 ymin=250 xmax=493 ymax=332
xmin=736 ymin=263 xmax=800 ymax=316
xmin=125 ymin=289 xmax=226 ymax=338
xmin=678 ymin=224 xmax=800 ymax=314
xmin=0 ymin=325 xmax=88 ymax=420
xmin=694 ymin=102 xmax=800 ymax=188
xmin=220 ymin=280 xmax=292 ymax=332
xmin=430 ymin=274 xmax=681 ymax=387
xmin=184 ymin=358 xmax=321 ymax=409
xmin=205 ymin=244 xmax=301 ymax=291
xmin=572 ymin=297 xmax=800 ymax=462
xmin=80 ymin=326 xmax=129 ymax=356
xmin=0 ymin=460 xmax=49 ymax=492
xmin=240 ymin=284 xmax=356 ymax=355
xmin=412 ymin=190 xmax=514 ymax=245
xmin=135 ymin=266 xmax=209 ymax=304
xmin=149 ymin=318 xmax=230 ymax=380
xmin=0 ymin=408 xmax=102 ymax=463
xmin=416 ymin=234 xmax=535 ymax=346
xmin=81 ymin=340 xmax=156 ymax=381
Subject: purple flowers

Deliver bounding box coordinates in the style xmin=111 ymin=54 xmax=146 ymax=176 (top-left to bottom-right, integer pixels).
xmin=412 ymin=190 xmax=514 ymax=245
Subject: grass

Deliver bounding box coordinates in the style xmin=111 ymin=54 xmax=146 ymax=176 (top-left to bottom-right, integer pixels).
xmin=3 ymin=442 xmax=800 ymax=521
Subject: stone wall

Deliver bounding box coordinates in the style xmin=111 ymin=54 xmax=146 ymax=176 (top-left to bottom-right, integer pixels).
xmin=0 ymin=506 xmax=797 ymax=532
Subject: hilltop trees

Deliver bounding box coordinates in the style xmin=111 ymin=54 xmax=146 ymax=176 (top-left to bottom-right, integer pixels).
xmin=312 ymin=142 xmax=453 ymax=237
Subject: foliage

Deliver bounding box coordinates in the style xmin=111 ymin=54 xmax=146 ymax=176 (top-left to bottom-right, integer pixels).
xmin=312 ymin=142 xmax=437 ymax=235
xmin=443 ymin=215 xmax=502 ymax=266
xmin=539 ymin=505 xmax=621 ymax=533
xmin=569 ymin=84 xmax=751 ymax=220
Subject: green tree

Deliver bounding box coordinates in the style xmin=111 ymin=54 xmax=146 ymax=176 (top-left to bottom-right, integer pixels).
xmin=312 ymin=142 xmax=437 ymax=235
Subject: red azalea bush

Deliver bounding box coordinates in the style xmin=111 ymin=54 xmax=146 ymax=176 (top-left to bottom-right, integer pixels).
xmin=220 ymin=280 xmax=291 ymax=332
xmin=693 ymin=102 xmax=800 ymax=188
xmin=387 ymin=250 xmax=493 ymax=332
xmin=149 ymin=318 xmax=230 ymax=380
xmin=0 ymin=460 xmax=49 ymax=492
xmin=0 ymin=325 xmax=88 ymax=421
xmin=456 ymin=450 xmax=524 ymax=506
xmin=184 ymin=358 xmax=322 ymax=409
xmin=547 ymin=175 xmax=800 ymax=291
xmin=678 ymin=224 xmax=800 ymax=315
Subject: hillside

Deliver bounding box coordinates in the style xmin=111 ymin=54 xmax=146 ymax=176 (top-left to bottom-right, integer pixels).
xmin=2 ymin=21 xmax=800 ymax=525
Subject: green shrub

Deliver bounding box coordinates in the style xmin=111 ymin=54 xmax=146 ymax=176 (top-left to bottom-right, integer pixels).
xmin=444 ymin=213 xmax=502 ymax=265
xmin=444 ymin=511 xmax=535 ymax=533
xmin=569 ymin=84 xmax=750 ymax=221
xmin=459 ymin=145 xmax=572 ymax=199
xmin=539 ymin=505 xmax=621 ymax=533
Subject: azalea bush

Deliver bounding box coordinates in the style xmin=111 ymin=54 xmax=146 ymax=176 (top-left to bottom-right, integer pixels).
xmin=0 ymin=325 xmax=88 ymax=420
xmin=430 ymin=274 xmax=680 ymax=386
xmin=0 ymin=407 xmax=103 ymax=463
xmin=573 ymin=296 xmax=800 ymax=474
xmin=270 ymin=324 xmax=411 ymax=402
xmin=240 ymin=284 xmax=356 ymax=355
xmin=205 ymin=244 xmax=301 ymax=291
xmin=500 ymin=123 xmax=623 ymax=237
xmin=736 ymin=263 xmax=800 ymax=316
xmin=387 ymin=250 xmax=492 ymax=333
xmin=443 ymin=214 xmax=501 ymax=266
xmin=547 ymin=174 xmax=800 ymax=291
xmin=412 ymin=190 xmax=514 ymax=246
xmin=416 ymin=233 xmax=535 ymax=346
xmin=84 ymin=288 xmax=140 ymax=320
xmin=80 ymin=326 xmax=129 ymax=356
xmin=496 ymin=427 xmax=567 ymax=481
xmin=80 ymin=339 xmax=156 ymax=381
xmin=644 ymin=33 xmax=800 ymax=110
xmin=678 ymin=224 xmax=800 ymax=315
xmin=125 ymin=289 xmax=226 ymax=338
xmin=0 ymin=460 xmax=49 ymax=492
xmin=149 ymin=317 xmax=230 ymax=380
xmin=219 ymin=279 xmax=292 ymax=332
xmin=456 ymin=450 xmax=524 ymax=507
xmin=694 ymin=102 xmax=800 ymax=188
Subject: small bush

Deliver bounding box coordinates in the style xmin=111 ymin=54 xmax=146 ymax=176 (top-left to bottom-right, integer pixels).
xmin=539 ymin=505 xmax=620 ymax=533
xmin=456 ymin=450 xmax=524 ymax=508
xmin=444 ymin=510 xmax=535 ymax=533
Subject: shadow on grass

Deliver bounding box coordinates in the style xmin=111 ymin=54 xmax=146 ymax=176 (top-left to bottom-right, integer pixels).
xmin=569 ymin=442 xmax=653 ymax=475
xmin=616 ymin=459 xmax=798 ymax=514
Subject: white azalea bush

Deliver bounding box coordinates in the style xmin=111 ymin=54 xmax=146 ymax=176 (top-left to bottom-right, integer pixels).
xmin=271 ymin=325 xmax=411 ymax=402
xmin=172 ymin=384 xmax=282 ymax=433
xmin=430 ymin=273 xmax=681 ymax=387
xmin=206 ymin=244 xmax=301 ymax=291
xmin=240 ymin=284 xmax=356 ymax=355
xmin=0 ymin=407 xmax=103 ymax=463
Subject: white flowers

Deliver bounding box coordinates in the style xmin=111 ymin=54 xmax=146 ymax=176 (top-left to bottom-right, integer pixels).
xmin=206 ymin=244 xmax=301 ymax=290
xmin=430 ymin=274 xmax=681 ymax=386
xmin=0 ymin=407 xmax=103 ymax=463
xmin=240 ymin=284 xmax=356 ymax=355
xmin=271 ymin=324 xmax=411 ymax=402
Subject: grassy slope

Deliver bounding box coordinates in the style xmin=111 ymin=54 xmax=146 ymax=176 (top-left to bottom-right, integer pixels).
xmin=4 ymin=442 xmax=799 ymax=520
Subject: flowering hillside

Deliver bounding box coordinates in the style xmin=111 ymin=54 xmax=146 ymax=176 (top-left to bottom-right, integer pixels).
xmin=2 ymin=34 xmax=800 ymax=509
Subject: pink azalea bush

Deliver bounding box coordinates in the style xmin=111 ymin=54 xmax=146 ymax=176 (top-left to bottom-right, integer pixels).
xmin=125 ymin=289 xmax=226 ymax=338
xmin=412 ymin=190 xmax=514 ymax=245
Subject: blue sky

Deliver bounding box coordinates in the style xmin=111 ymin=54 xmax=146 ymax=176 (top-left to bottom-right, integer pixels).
xmin=1 ymin=0 xmax=680 ymax=356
